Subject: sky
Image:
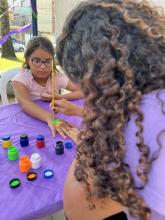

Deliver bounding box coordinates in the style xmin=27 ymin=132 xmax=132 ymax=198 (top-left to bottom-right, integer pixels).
xmin=7 ymin=0 xmax=165 ymax=9
xmin=152 ymin=0 xmax=165 ymax=7
xmin=6 ymin=0 xmax=165 ymax=16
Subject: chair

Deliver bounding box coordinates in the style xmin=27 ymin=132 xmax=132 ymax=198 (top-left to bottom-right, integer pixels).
xmin=0 ymin=67 xmax=20 ymax=104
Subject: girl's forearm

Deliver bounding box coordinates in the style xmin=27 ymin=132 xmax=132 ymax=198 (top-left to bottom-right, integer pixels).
xmin=60 ymin=91 xmax=84 ymax=100
xmin=21 ymin=100 xmax=53 ymax=122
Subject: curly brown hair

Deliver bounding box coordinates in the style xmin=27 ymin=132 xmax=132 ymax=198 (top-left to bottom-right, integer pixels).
xmin=56 ymin=0 xmax=165 ymax=219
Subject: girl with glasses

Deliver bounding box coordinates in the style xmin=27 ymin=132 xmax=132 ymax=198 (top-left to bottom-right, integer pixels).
xmin=12 ymin=36 xmax=83 ymax=137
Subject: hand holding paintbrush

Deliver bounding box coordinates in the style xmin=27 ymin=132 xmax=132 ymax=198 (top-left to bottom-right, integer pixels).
xmin=51 ymin=61 xmax=55 ymax=119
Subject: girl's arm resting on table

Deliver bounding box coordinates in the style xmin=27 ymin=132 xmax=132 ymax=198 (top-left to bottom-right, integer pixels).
xmin=61 ymin=80 xmax=84 ymax=100
xmin=40 ymin=80 xmax=83 ymax=101
xmin=13 ymin=81 xmax=72 ymax=138
xmin=13 ymin=81 xmax=52 ymax=122
xmin=60 ymin=90 xmax=84 ymax=100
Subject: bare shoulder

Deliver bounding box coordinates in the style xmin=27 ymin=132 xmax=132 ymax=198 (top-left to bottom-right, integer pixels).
xmin=64 ymin=160 xmax=124 ymax=220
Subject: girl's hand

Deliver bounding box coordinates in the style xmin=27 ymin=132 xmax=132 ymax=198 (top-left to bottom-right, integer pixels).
xmin=61 ymin=127 xmax=80 ymax=144
xmin=47 ymin=118 xmax=73 ymax=138
xmin=41 ymin=90 xmax=62 ymax=101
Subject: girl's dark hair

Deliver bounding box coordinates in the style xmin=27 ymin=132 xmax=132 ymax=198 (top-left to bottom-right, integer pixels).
xmin=23 ymin=36 xmax=55 ymax=69
xmin=56 ymin=0 xmax=165 ymax=219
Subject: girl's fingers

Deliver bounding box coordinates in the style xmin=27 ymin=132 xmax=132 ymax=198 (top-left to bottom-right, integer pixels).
xmin=61 ymin=126 xmax=70 ymax=136
xmin=56 ymin=127 xmax=67 ymax=139
xmin=61 ymin=126 xmax=79 ymax=144
xmin=49 ymin=125 xmax=56 ymax=137
xmin=49 ymin=120 xmax=75 ymax=138
xmin=65 ymin=121 xmax=74 ymax=127
xmin=54 ymin=106 xmax=62 ymax=113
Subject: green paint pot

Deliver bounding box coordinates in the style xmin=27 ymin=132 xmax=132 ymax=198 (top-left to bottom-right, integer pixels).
xmin=8 ymin=146 xmax=19 ymax=161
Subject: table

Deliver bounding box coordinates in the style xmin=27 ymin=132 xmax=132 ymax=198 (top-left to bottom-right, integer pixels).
xmin=0 ymin=100 xmax=83 ymax=220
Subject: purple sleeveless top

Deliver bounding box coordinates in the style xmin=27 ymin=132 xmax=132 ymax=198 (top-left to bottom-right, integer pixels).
xmin=124 ymin=89 xmax=165 ymax=219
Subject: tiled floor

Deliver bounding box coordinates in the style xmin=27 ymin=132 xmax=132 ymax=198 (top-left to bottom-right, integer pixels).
xmin=40 ymin=210 xmax=66 ymax=220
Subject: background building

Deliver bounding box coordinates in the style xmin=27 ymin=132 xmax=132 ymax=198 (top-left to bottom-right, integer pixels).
xmin=37 ymin=0 xmax=55 ymax=42
xmin=7 ymin=0 xmax=55 ymax=45
xmin=54 ymin=0 xmax=86 ymax=39
xmin=8 ymin=0 xmax=32 ymax=44
xmin=5 ymin=0 xmax=165 ymax=46
xmin=54 ymin=0 xmax=165 ymax=39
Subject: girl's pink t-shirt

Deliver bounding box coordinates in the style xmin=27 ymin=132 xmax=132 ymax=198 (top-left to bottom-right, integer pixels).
xmin=12 ymin=68 xmax=69 ymax=100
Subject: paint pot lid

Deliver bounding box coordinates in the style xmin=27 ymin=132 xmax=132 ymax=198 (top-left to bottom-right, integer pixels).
xmin=27 ymin=172 xmax=37 ymax=181
xmin=20 ymin=134 xmax=28 ymax=139
xmin=36 ymin=135 xmax=44 ymax=141
xmin=2 ymin=135 xmax=11 ymax=141
xmin=9 ymin=178 xmax=21 ymax=188
xmin=44 ymin=169 xmax=54 ymax=179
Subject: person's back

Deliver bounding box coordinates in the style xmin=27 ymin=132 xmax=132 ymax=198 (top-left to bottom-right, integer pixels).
xmin=125 ymin=89 xmax=165 ymax=220
xmin=55 ymin=0 xmax=165 ymax=219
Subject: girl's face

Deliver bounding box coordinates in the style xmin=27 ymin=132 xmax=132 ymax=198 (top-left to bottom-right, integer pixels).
xmin=28 ymin=48 xmax=53 ymax=80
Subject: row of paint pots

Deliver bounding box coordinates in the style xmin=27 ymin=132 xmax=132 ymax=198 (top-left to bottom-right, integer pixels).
xmin=7 ymin=146 xmax=41 ymax=172
xmin=19 ymin=153 xmax=42 ymax=172
xmin=1 ymin=134 xmax=45 ymax=148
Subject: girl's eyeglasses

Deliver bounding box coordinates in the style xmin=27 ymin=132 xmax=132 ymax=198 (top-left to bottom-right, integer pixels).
xmin=31 ymin=58 xmax=53 ymax=67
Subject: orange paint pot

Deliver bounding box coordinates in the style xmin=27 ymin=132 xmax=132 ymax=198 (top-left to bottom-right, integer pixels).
xmin=19 ymin=155 xmax=31 ymax=173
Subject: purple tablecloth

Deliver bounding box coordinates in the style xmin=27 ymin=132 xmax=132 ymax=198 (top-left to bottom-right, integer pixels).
xmin=0 ymin=100 xmax=83 ymax=220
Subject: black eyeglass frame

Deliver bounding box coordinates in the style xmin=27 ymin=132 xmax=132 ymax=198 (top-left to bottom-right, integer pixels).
xmin=31 ymin=58 xmax=53 ymax=67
